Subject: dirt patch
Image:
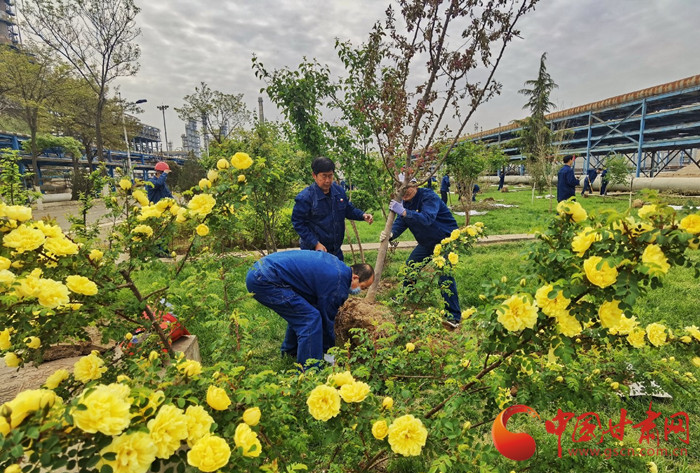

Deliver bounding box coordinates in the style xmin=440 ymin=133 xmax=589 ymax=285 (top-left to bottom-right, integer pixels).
xmin=42 ymin=342 xmax=105 ymax=361
xmin=335 ymin=298 xmax=395 ymax=347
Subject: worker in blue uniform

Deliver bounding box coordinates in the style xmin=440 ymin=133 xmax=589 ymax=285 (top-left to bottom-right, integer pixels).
xmin=380 ymin=182 xmax=462 ymax=329
xmin=440 ymin=174 xmax=450 ymax=204
xmin=292 ymin=157 xmax=373 ymax=261
xmin=245 ymin=250 xmax=374 ymax=368
xmin=599 ymin=169 xmax=609 ymax=195
xmin=147 ymin=161 xmax=173 ymax=203
xmin=582 ymin=167 xmax=601 ymax=196
xmin=557 ymin=156 xmax=579 ymax=202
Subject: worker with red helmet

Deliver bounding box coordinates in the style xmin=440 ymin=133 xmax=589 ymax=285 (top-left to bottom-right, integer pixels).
xmin=148 ymin=161 xmax=173 ymax=203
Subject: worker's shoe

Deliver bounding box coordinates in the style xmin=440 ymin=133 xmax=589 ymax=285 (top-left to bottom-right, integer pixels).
xmin=442 ymin=319 xmax=460 ymax=331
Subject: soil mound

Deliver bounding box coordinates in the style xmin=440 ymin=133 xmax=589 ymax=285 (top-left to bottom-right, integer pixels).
xmin=335 ymin=298 xmax=394 ymax=347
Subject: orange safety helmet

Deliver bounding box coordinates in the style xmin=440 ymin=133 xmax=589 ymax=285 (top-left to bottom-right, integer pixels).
xmin=154 ymin=161 xmax=170 ymax=172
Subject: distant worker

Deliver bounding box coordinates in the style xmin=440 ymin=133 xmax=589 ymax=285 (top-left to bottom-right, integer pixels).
xmin=498 ymin=167 xmax=506 ymax=191
xmin=426 ymin=175 xmax=436 ymax=190
xmin=292 ymin=157 xmax=374 ymax=261
xmin=582 ymin=167 xmax=601 ymax=196
xmin=472 ymin=184 xmax=480 ymax=202
xmin=147 ymin=161 xmax=173 ymax=203
xmin=599 ymin=169 xmax=609 ymax=195
xmin=440 ymin=174 xmax=451 ymax=204
xmin=245 ymin=250 xmax=374 ymax=368
xmin=557 ymin=156 xmax=579 ymax=202
xmin=380 ymin=181 xmax=462 ymax=329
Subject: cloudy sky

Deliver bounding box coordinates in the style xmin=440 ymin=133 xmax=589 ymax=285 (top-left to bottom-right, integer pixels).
xmin=116 ymin=0 xmax=700 ymax=150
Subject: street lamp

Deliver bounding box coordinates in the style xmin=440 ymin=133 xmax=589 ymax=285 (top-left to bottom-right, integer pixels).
xmin=119 ymin=92 xmax=147 ymax=179
xmin=157 ymin=104 xmax=170 ymax=155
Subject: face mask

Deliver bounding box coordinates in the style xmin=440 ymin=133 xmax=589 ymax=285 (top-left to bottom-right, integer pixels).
xmin=349 ymin=286 xmax=362 ymax=295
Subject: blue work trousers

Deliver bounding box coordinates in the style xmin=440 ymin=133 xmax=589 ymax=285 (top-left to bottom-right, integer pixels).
xmin=245 ymin=268 xmax=325 ymax=368
xmin=405 ymin=244 xmax=461 ymax=322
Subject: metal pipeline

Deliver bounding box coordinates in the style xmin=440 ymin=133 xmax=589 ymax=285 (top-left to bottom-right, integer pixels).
xmin=481 ymin=176 xmax=700 ymax=195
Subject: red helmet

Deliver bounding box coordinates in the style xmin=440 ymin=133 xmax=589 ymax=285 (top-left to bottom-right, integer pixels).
xmin=155 ymin=161 xmax=170 ymax=172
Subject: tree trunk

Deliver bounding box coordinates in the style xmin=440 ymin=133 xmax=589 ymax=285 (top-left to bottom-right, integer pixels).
xmin=366 ymin=211 xmax=396 ymax=302
xmin=95 ymin=95 xmax=105 ymax=162
xmin=350 ymin=220 xmax=365 ymax=263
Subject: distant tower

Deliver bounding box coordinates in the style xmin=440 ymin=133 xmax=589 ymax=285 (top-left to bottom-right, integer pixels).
xmin=0 ymin=0 xmax=20 ymax=46
xmin=258 ymin=97 xmax=265 ymax=123
xmin=182 ymin=119 xmax=201 ymax=158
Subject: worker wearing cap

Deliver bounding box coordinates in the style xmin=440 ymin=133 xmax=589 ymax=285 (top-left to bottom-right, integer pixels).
xmin=379 ymin=182 xmax=462 ymax=328
xmin=147 ymin=161 xmax=173 ymax=203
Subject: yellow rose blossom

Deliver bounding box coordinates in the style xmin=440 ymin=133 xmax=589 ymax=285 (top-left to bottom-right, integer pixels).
xmin=132 ymin=190 xmax=149 ymax=206
xmin=0 ymin=328 xmax=11 ymax=350
xmin=0 ymin=256 xmax=10 ymax=270
xmin=116 ymin=374 xmax=130 ymax=383
xmin=680 ymin=335 xmax=692 ymax=344
xmin=72 ymin=383 xmax=131 ymax=435
xmin=692 ymin=357 xmax=700 ymax=368
xmin=188 ymin=194 xmax=216 ymax=217
xmin=466 ymin=226 xmax=478 ymax=236
xmin=642 ymin=244 xmax=670 ymax=276
xmin=679 ymin=214 xmax=700 ymax=234
xmin=206 ymin=385 xmax=231 ymax=411
xmin=382 ymin=396 xmax=394 ymax=410
xmin=73 ymin=351 xmax=107 ymax=383
xmin=3 ymin=205 xmax=32 ymax=222
xmin=611 ymin=382 xmax=620 ymax=390
xmin=556 ymin=200 xmax=587 ymax=223
xmin=339 ymin=381 xmax=371 ymax=403
xmin=448 ymin=252 xmax=459 ymax=265
xmin=648 ymin=461 xmax=658 ymax=473
xmin=88 ymin=249 xmax=103 ymax=262
xmin=372 ymin=420 xmax=389 ymax=439
xmin=198 ymin=178 xmax=212 ymax=189
xmin=188 ymin=434 xmax=231 ymax=471
xmin=36 ymin=278 xmax=70 ymax=308
xmin=65 ymin=275 xmax=98 ymax=296
xmin=685 ymin=325 xmax=700 ymax=342
xmin=637 ymin=204 xmax=657 ymax=219
xmin=175 ymin=207 xmax=188 ymax=223
xmin=440 ymin=237 xmax=450 ymax=245
xmin=4 ymin=352 xmax=20 ymax=367
xmin=405 ymin=342 xmax=415 ymax=352
xmin=242 ymin=407 xmax=261 ymax=426
xmin=237 ymin=174 xmax=246 ymax=183
xmin=433 ymin=244 xmax=442 ymax=256
xmin=233 ymin=423 xmax=262 ymax=457
xmin=557 ymin=312 xmax=582 ymax=337
xmin=98 ymin=432 xmax=156 ymax=473
xmin=207 ymin=169 xmax=219 ymax=182
xmin=148 ymin=350 xmax=160 ymax=361
xmin=598 ymin=300 xmax=623 ymax=329
xmin=137 ymin=204 xmax=163 ymax=221
xmin=216 ymin=158 xmax=230 ymax=170
xmin=583 ymin=256 xmax=618 ymax=288
xmin=646 ymin=323 xmax=667 ymax=347
xmin=14 ymin=268 xmax=42 ymax=299
xmin=230 ymin=152 xmax=253 ymax=170
xmin=0 ymin=269 xmax=15 ymax=288
xmin=119 ymin=178 xmax=132 ymax=191
xmin=433 ymin=255 xmax=445 ymax=268
xmin=185 ymin=405 xmax=214 ymax=447
xmin=535 ymin=284 xmax=570 ymax=318
xmin=450 ymin=229 xmax=461 ymax=240
xmin=328 ymin=371 xmax=355 ymax=387
xmin=33 ymin=221 xmax=63 ymax=238
xmin=387 ymin=414 xmax=428 ymax=457
xmin=196 ymin=224 xmax=209 ymax=237
xmin=176 ymin=359 xmax=202 ymax=377
xmin=609 ymin=314 xmax=639 ymax=336
xmin=307 ymin=384 xmax=341 ymax=421
xmin=571 ymin=227 xmax=598 ymax=257
xmin=461 ymin=307 xmax=476 ymax=319
xmin=131 ymin=225 xmax=154 ymax=240
xmin=25 ymin=336 xmax=41 ymax=349
xmin=4 ymin=389 xmax=59 ymax=428
xmin=147 ymin=404 xmax=188 ymax=458
xmin=4 ymin=465 xmax=21 ymax=473
xmin=627 ymin=329 xmax=647 ymax=348
xmin=3 ymin=225 xmax=45 ymax=253
xmin=497 ymin=294 xmax=539 ymax=332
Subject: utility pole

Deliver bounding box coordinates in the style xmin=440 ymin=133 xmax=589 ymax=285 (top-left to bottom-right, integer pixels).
xmin=157 ymin=104 xmax=170 ymax=155
xmin=119 ymin=92 xmax=147 ymax=179
xmin=258 ymin=97 xmax=265 ymax=123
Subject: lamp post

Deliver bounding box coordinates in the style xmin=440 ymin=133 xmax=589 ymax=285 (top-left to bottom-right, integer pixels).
xmin=157 ymin=104 xmax=170 ymax=155
xmin=119 ymin=92 xmax=147 ymax=179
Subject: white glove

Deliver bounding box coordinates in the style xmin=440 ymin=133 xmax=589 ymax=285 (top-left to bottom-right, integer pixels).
xmin=379 ymin=230 xmax=393 ymax=242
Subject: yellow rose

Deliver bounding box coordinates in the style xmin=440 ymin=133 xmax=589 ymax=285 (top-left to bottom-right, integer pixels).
xmin=328 ymin=371 xmax=355 ymax=387
xmin=216 ymin=158 xmax=230 ymax=170
xmin=637 ymin=204 xmax=657 ymax=219
xmin=3 ymin=225 xmax=45 ymax=253
xmin=73 ymin=351 xmax=107 ymax=383
xmin=598 ymin=300 xmax=623 ymax=329
xmin=0 ymin=328 xmax=11 ymax=350
xmin=692 ymin=357 xmax=700 ymax=368
xmin=132 ymin=190 xmax=150 ymax=206
xmin=230 ymin=152 xmax=253 ymax=170
xmin=98 ymin=432 xmax=156 ymax=473
xmin=188 ymin=434 xmax=231 ymax=472
xmin=188 ymin=194 xmax=216 ymax=218
xmin=307 ymin=384 xmax=341 ymax=421
xmin=242 ymin=407 xmax=261 ymax=426
xmin=131 ymin=225 xmax=154 ymax=241
xmin=679 ymin=214 xmax=700 ymax=234
xmin=557 ymin=312 xmax=582 ymax=337
xmin=448 ymin=252 xmax=459 ymax=265
xmin=72 ymin=383 xmax=131 ymax=435
xmin=185 ymin=405 xmax=214 ymax=447
xmin=89 ymin=249 xmax=103 ymax=262
xmin=627 ymin=329 xmax=646 ymax=348
xmin=119 ymin=178 xmax=132 ymax=191
xmin=646 ymin=323 xmax=667 ymax=347
xmin=4 ymin=465 xmax=21 ymax=473
xmin=177 ymin=359 xmax=203 ymax=377
xmin=534 ymin=284 xmax=570 ymax=318
xmin=497 ymin=294 xmax=539 ymax=332
xmin=680 ymin=335 xmax=692 ymax=344
xmin=3 ymin=205 xmax=32 ymax=222
xmin=461 ymin=307 xmax=476 ymax=319
xmin=196 ymin=224 xmax=210 ymax=237
xmin=583 ymin=256 xmax=618 ymax=288
xmin=4 ymin=389 xmax=59 ymax=428
xmin=233 ymin=423 xmax=262 ymax=458
xmin=138 ymin=204 xmax=163 ymax=221
xmin=33 ymin=221 xmax=63 ymax=238
xmin=206 ymin=385 xmax=231 ymax=411
xmin=0 ymin=256 xmax=10 ymax=270
xmin=207 ymin=169 xmax=219 ymax=182
xmin=571 ymin=227 xmax=598 ymax=257
xmin=34 ymin=278 xmax=70 ymax=308
xmin=450 ymin=229 xmax=461 ymax=240
xmin=648 ymin=461 xmax=658 ymax=473
xmin=433 ymin=244 xmax=442 ymax=256
xmin=685 ymin=325 xmax=700 ymax=342
xmin=609 ymin=314 xmax=638 ymax=336
xmin=387 ymin=415 xmax=428 ymax=457
xmin=198 ymin=178 xmax=211 ymax=189
xmin=149 ymin=350 xmax=160 ymax=361
xmin=147 ymin=404 xmax=188 ymax=458
xmin=642 ymin=244 xmax=670 ymax=276
xmin=339 ymin=381 xmax=371 ymax=403
xmin=405 ymin=342 xmax=415 ymax=352
xmin=237 ymin=174 xmax=246 ymax=183
xmin=610 ymin=382 xmax=620 ymax=390
xmin=4 ymin=352 xmax=20 ymax=367
xmin=382 ymin=396 xmax=394 ymax=410
xmin=556 ymin=200 xmax=587 ymax=223
xmin=372 ymin=420 xmax=389 ymax=439
xmin=433 ymin=255 xmax=445 ymax=268
xmin=25 ymin=336 xmax=41 ymax=349
xmin=65 ymin=275 xmax=98 ymax=296
xmin=175 ymin=207 xmax=188 ymax=223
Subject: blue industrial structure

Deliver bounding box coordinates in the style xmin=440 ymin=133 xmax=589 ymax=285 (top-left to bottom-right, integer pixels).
xmin=466 ymin=75 xmax=700 ymax=178
xmin=0 ymin=0 xmax=19 ymax=46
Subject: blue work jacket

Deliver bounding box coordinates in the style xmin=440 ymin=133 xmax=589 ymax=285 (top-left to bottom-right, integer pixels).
xmin=440 ymin=175 xmax=450 ymax=192
xmin=557 ymin=165 xmax=578 ymax=202
xmin=292 ymin=182 xmax=365 ymax=253
xmin=147 ymin=173 xmax=173 ymax=203
xmin=586 ymin=168 xmax=598 ymax=184
xmin=391 ymin=188 xmax=458 ymax=247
